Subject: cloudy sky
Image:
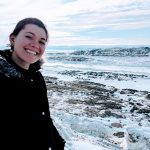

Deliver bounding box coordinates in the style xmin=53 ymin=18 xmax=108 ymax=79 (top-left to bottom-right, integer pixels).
xmin=0 ymin=0 xmax=150 ymax=46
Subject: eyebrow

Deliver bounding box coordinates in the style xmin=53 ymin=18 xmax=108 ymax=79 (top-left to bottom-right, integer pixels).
xmin=26 ymin=32 xmax=46 ymax=41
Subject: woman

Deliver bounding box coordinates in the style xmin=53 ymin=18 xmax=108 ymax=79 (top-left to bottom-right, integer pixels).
xmin=0 ymin=17 xmax=65 ymax=150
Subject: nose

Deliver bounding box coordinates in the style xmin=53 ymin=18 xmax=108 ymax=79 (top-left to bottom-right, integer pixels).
xmin=31 ymin=40 xmax=39 ymax=50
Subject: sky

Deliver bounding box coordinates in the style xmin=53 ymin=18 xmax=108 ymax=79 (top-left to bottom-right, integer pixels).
xmin=0 ymin=0 xmax=150 ymax=47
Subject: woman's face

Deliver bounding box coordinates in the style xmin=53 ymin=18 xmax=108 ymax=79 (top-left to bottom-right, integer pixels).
xmin=10 ymin=24 xmax=47 ymax=69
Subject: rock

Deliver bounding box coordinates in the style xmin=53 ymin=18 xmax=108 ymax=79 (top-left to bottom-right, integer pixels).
xmin=111 ymin=122 xmax=123 ymax=128
xmin=113 ymin=132 xmax=124 ymax=138
xmin=145 ymin=93 xmax=150 ymax=100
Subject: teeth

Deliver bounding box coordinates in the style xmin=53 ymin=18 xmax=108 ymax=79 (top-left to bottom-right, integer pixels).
xmin=26 ymin=50 xmax=37 ymax=55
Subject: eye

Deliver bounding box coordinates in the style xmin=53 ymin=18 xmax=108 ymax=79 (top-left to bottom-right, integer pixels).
xmin=39 ymin=41 xmax=46 ymax=45
xmin=25 ymin=35 xmax=33 ymax=39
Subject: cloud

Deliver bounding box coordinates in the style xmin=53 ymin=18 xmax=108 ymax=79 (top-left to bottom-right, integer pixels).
xmin=0 ymin=0 xmax=150 ymax=46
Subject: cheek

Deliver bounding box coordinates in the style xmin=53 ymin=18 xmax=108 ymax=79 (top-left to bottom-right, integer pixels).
xmin=40 ymin=46 xmax=46 ymax=54
xmin=14 ymin=37 xmax=26 ymax=47
xmin=14 ymin=41 xmax=21 ymax=50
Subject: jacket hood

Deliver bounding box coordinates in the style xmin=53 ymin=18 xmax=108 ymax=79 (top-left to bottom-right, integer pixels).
xmin=0 ymin=49 xmax=42 ymax=78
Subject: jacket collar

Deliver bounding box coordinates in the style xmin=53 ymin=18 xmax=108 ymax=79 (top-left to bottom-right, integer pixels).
xmin=0 ymin=49 xmax=42 ymax=71
xmin=0 ymin=49 xmax=42 ymax=78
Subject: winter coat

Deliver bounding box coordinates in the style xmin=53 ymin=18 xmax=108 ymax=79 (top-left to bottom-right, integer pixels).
xmin=0 ymin=49 xmax=65 ymax=150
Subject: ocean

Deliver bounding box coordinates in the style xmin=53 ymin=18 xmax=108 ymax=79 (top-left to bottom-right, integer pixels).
xmin=42 ymin=47 xmax=150 ymax=91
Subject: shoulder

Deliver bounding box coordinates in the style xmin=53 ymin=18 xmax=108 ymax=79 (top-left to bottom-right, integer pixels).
xmin=0 ymin=50 xmax=22 ymax=78
xmin=34 ymin=71 xmax=46 ymax=83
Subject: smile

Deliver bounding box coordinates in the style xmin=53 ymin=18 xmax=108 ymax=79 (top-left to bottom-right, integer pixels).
xmin=26 ymin=49 xmax=37 ymax=55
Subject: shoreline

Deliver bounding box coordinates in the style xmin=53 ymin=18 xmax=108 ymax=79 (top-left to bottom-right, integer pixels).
xmin=44 ymin=75 xmax=150 ymax=149
xmin=44 ymin=75 xmax=150 ymax=117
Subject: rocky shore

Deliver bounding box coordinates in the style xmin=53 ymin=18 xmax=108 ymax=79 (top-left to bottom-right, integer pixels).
xmin=44 ymin=75 xmax=150 ymax=119
xmin=44 ymin=74 xmax=150 ymax=149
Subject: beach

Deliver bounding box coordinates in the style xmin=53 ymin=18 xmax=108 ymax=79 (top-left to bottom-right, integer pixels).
xmin=41 ymin=47 xmax=150 ymax=150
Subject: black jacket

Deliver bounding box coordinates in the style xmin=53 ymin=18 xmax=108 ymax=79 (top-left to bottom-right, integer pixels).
xmin=0 ymin=49 xmax=65 ymax=150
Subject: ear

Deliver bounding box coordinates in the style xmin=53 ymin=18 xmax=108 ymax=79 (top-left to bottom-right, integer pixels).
xmin=9 ymin=35 xmax=16 ymax=46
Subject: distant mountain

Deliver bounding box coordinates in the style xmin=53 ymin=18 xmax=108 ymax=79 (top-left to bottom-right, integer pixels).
xmin=71 ymin=47 xmax=150 ymax=57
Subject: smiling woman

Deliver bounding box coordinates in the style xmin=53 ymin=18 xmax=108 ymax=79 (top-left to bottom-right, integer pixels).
xmin=0 ymin=17 xmax=65 ymax=150
xmin=10 ymin=24 xmax=47 ymax=69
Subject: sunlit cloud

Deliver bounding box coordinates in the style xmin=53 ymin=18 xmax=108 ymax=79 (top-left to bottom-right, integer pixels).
xmin=0 ymin=0 xmax=150 ymax=46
